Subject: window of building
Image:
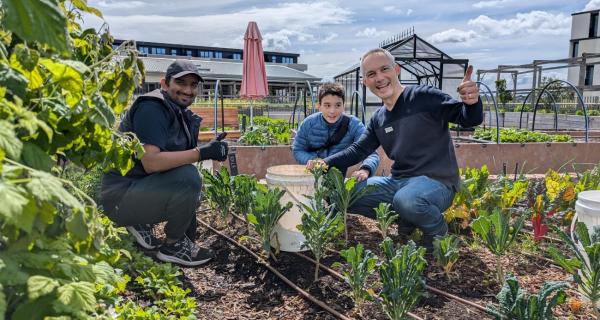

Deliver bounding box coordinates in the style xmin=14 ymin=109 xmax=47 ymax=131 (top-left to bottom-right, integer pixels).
xmin=139 ymin=46 xmax=149 ymax=54
xmin=591 ymin=13 xmax=599 ymax=37
xmin=585 ymin=65 xmax=594 ymax=86
xmin=214 ymin=51 xmax=223 ymax=59
xmin=572 ymin=41 xmax=579 ymax=58
xmin=282 ymin=57 xmax=294 ymax=64
xmin=171 ymin=49 xmax=178 ymax=56
xmin=186 ymin=50 xmax=193 ymax=57
xmin=232 ymin=53 xmax=241 ymax=60
xmin=150 ymin=47 xmax=166 ymax=55
xmin=271 ymin=56 xmax=277 ymax=63
xmin=200 ymin=51 xmax=213 ymax=58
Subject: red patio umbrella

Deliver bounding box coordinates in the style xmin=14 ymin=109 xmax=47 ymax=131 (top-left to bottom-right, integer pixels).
xmin=240 ymin=21 xmax=268 ymax=127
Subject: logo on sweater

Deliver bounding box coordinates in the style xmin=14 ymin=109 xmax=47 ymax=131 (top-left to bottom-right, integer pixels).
xmin=384 ymin=126 xmax=394 ymax=134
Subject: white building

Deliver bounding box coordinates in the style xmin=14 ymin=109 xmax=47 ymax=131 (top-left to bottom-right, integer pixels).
xmin=568 ymin=9 xmax=600 ymax=97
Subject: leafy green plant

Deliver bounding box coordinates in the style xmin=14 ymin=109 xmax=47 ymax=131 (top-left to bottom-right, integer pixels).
xmin=333 ymin=243 xmax=377 ymax=309
xmin=486 ymin=273 xmax=567 ymax=320
xmin=473 ymin=128 xmax=572 ymax=143
xmin=445 ymin=165 xmax=490 ymax=230
xmin=202 ymin=166 xmax=233 ymax=223
xmin=547 ymin=222 xmax=600 ymax=318
xmin=324 ymin=167 xmax=371 ymax=242
xmin=247 ymin=188 xmax=292 ymax=259
xmin=471 ymin=209 xmax=525 ymax=284
xmin=374 ymin=202 xmax=398 ymax=239
xmin=231 ymin=174 xmax=259 ymax=232
xmin=297 ymin=183 xmax=343 ymax=281
xmin=238 ymin=116 xmax=291 ymax=145
xmin=432 ymin=234 xmax=462 ymax=279
xmin=0 ymin=0 xmax=145 ymax=317
xmin=378 ymin=238 xmax=427 ymax=320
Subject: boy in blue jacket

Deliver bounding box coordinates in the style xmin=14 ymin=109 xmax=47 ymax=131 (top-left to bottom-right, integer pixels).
xmin=292 ymin=82 xmax=380 ymax=181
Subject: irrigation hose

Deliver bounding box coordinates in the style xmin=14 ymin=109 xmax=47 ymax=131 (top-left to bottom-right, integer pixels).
xmin=197 ymin=218 xmax=353 ymax=320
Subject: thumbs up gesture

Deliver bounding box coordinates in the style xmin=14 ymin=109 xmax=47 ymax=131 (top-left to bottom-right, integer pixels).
xmin=457 ymin=65 xmax=479 ymax=105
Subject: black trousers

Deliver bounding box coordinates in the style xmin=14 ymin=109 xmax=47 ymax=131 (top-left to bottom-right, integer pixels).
xmin=108 ymin=164 xmax=201 ymax=241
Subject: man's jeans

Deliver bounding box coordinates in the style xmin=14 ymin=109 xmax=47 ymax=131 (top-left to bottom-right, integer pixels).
xmin=348 ymin=175 xmax=455 ymax=236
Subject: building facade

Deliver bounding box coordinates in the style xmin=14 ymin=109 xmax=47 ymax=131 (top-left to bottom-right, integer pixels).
xmin=568 ymin=9 xmax=600 ymax=97
xmin=113 ymin=39 xmax=320 ymax=101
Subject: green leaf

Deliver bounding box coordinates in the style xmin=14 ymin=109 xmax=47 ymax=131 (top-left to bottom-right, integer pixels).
xmin=0 ymin=57 xmax=29 ymax=97
xmin=0 ymin=284 xmax=6 ymax=320
xmin=0 ymin=182 xmax=29 ymax=226
xmin=26 ymin=171 xmax=84 ymax=212
xmin=70 ymin=0 xmax=103 ymax=18
xmin=27 ymin=275 xmax=60 ymax=300
xmin=0 ymin=120 xmax=24 ymax=159
xmin=246 ymin=213 xmax=258 ymax=225
xmin=11 ymin=295 xmax=55 ymax=320
xmin=66 ymin=210 xmax=89 ymax=240
xmin=4 ymin=0 xmax=68 ymax=52
xmin=20 ymin=142 xmax=54 ymax=172
xmin=40 ymin=58 xmax=85 ymax=106
xmin=16 ymin=199 xmax=38 ymax=233
xmin=10 ymin=47 xmax=43 ymax=89
xmin=56 ymin=281 xmax=96 ymax=312
xmin=89 ymin=92 xmax=115 ymax=127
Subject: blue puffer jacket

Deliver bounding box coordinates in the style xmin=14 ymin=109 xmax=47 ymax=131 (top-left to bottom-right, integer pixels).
xmin=292 ymin=112 xmax=380 ymax=176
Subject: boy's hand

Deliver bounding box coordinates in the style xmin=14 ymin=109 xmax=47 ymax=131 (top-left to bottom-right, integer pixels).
xmin=351 ymin=169 xmax=369 ymax=182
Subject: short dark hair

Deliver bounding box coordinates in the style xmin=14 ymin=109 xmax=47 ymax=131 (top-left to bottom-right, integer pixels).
xmin=318 ymin=82 xmax=345 ymax=104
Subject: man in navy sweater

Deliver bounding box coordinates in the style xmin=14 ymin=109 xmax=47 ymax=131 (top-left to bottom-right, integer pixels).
xmin=308 ymin=48 xmax=483 ymax=249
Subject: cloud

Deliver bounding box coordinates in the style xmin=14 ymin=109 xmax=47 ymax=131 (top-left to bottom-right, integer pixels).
xmin=96 ymin=2 xmax=352 ymax=50
xmin=585 ymin=0 xmax=600 ymax=11
xmin=472 ymin=0 xmax=511 ymax=9
xmin=96 ymin=0 xmax=146 ymax=9
xmin=468 ymin=11 xmax=570 ymax=36
xmin=383 ymin=6 xmax=413 ymax=16
xmin=355 ymin=27 xmax=388 ymax=38
xmin=428 ymin=29 xmax=479 ymax=44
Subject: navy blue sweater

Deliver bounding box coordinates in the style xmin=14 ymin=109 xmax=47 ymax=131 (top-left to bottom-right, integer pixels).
xmin=324 ymin=85 xmax=483 ymax=190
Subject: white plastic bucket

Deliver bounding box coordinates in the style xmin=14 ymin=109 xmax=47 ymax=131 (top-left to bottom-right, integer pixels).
xmin=575 ymin=190 xmax=600 ymax=235
xmin=266 ymin=165 xmax=314 ymax=252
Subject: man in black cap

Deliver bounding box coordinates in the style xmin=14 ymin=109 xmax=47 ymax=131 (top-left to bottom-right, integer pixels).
xmin=101 ymin=60 xmax=228 ymax=266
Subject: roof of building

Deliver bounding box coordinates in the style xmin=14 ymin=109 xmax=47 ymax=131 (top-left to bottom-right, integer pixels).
xmin=141 ymin=56 xmax=320 ymax=83
xmin=114 ymin=39 xmax=299 ymax=57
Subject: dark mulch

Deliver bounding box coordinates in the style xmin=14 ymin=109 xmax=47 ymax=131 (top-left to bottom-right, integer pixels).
xmin=130 ymin=210 xmax=592 ymax=319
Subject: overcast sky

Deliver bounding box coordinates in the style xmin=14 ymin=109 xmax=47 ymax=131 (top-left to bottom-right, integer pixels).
xmin=84 ymin=0 xmax=600 ymax=85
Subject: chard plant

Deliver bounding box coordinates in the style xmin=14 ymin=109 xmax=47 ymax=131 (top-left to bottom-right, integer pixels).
xmin=202 ymin=167 xmax=233 ymax=223
xmin=471 ymin=209 xmax=525 ymax=285
xmin=547 ymin=222 xmax=600 ymax=318
xmin=486 ymin=273 xmax=567 ymax=320
xmin=297 ymin=186 xmax=343 ymax=281
xmin=432 ymin=234 xmax=462 ymax=279
xmin=247 ymin=188 xmax=292 ymax=259
xmin=378 ymin=238 xmax=427 ymax=320
xmin=374 ymin=202 xmax=398 ymax=239
xmin=324 ymin=167 xmax=371 ymax=242
xmin=231 ymin=174 xmax=259 ymax=232
xmin=332 ymin=243 xmax=377 ymax=310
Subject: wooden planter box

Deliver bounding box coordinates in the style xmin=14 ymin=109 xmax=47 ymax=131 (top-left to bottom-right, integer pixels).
xmin=214 ymin=142 xmax=600 ymax=178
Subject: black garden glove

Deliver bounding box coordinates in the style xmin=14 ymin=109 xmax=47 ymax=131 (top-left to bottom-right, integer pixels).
xmin=199 ymin=140 xmax=228 ymax=161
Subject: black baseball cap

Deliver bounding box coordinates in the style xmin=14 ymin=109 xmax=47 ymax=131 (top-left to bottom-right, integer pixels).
xmin=166 ymin=60 xmax=204 ymax=82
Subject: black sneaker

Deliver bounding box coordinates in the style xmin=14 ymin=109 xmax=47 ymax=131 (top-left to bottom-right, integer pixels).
xmin=126 ymin=224 xmax=160 ymax=250
xmin=156 ymin=236 xmax=214 ymax=267
xmin=418 ymin=224 xmax=449 ymax=254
